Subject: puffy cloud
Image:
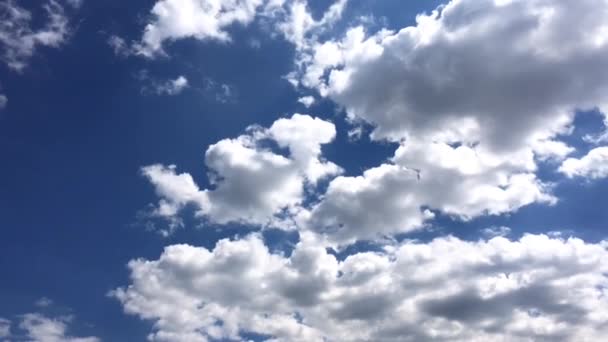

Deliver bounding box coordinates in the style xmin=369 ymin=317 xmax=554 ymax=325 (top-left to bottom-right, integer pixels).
xmin=136 ymin=72 xmax=189 ymax=96
xmin=274 ymin=0 xmax=348 ymax=50
xmin=155 ymin=76 xmax=189 ymax=95
xmin=279 ymin=0 xmax=608 ymax=243
xmin=0 ymin=0 xmax=74 ymax=71
xmin=0 ymin=313 xmax=100 ymax=342
xmin=114 ymin=233 xmax=608 ymax=342
xmin=135 ymin=0 xmax=264 ymax=56
xmin=133 ymin=0 xmax=349 ymax=57
xmin=142 ymin=114 xmax=340 ymax=234
xmin=297 ymin=95 xmax=315 ymax=107
xmin=107 ymin=35 xmax=131 ymax=57
xmin=296 ymin=0 xmax=608 ymax=156
xmin=303 ymin=138 xmax=554 ymax=245
xmin=559 ymin=146 xmax=608 ymax=179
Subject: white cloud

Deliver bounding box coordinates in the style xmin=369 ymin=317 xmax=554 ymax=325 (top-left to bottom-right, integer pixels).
xmin=274 ymin=0 xmax=608 ymax=243
xmin=559 ymin=147 xmax=608 ymax=179
xmin=298 ymin=95 xmax=315 ymax=107
xmin=481 ymin=226 xmax=512 ymax=238
xmin=142 ymin=114 xmax=340 ymax=234
xmin=274 ymin=0 xmax=348 ymax=50
xmin=133 ymin=0 xmax=349 ymax=57
xmin=35 ymin=297 xmax=54 ymax=308
xmin=114 ymin=233 xmax=608 ymax=342
xmin=135 ymin=0 xmax=264 ymax=57
xmin=303 ymin=138 xmax=554 ymax=245
xmin=107 ymin=35 xmax=131 ymax=57
xmin=155 ymin=76 xmax=189 ymax=95
xmin=295 ymin=0 xmax=608 ymax=157
xmin=0 ymin=0 xmax=74 ymax=71
xmin=15 ymin=313 xmax=99 ymax=342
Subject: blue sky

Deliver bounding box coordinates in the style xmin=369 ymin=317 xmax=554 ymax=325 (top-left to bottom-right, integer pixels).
xmin=1 ymin=0 xmax=608 ymax=341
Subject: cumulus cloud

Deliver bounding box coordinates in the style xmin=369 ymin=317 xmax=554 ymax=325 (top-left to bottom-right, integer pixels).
xmin=133 ymin=0 xmax=349 ymax=57
xmin=18 ymin=313 xmax=99 ymax=342
xmin=297 ymin=95 xmax=315 ymax=107
xmin=135 ymin=0 xmax=264 ymax=56
xmin=114 ymin=233 xmax=608 ymax=342
xmin=559 ymin=147 xmax=608 ymax=179
xmin=142 ymin=114 xmax=340 ymax=234
xmin=136 ymin=71 xmax=189 ymax=96
xmin=274 ymin=0 xmax=348 ymax=50
xmin=155 ymin=76 xmax=189 ymax=95
xmin=303 ymin=137 xmax=554 ymax=245
xmin=0 ymin=0 xmax=75 ymax=71
xmin=271 ymin=0 xmax=608 ymax=243
xmin=296 ymin=0 xmax=608 ymax=155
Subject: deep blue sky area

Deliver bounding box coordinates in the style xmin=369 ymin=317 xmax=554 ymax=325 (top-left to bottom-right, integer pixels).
xmin=1 ymin=0 xmax=608 ymax=341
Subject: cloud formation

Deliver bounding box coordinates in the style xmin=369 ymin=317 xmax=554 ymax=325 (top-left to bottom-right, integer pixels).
xmin=560 ymin=147 xmax=608 ymax=179
xmin=142 ymin=114 xmax=340 ymax=234
xmin=0 ymin=313 xmax=99 ymax=342
xmin=0 ymin=0 xmax=75 ymax=71
xmin=114 ymin=233 xmax=608 ymax=342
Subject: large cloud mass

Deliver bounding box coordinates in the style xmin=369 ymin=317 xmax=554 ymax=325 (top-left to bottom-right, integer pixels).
xmin=114 ymin=233 xmax=608 ymax=342
xmin=297 ymin=0 xmax=608 ymax=154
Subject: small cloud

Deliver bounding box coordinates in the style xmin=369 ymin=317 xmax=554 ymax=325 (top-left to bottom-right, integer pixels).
xmin=298 ymin=96 xmax=315 ymax=108
xmin=35 ymin=297 xmax=53 ymax=308
xmin=107 ymin=35 xmax=132 ymax=57
xmin=0 ymin=94 xmax=7 ymax=110
xmin=157 ymin=76 xmax=188 ymax=96
xmin=481 ymin=226 xmax=512 ymax=238
xmin=203 ymin=78 xmax=237 ymax=103
xmin=137 ymin=71 xmax=189 ymax=96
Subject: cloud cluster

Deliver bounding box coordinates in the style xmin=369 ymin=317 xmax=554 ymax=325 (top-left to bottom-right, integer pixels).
xmin=296 ymin=0 xmax=608 ymax=154
xmin=114 ymin=233 xmax=608 ymax=342
xmin=0 ymin=313 xmax=99 ymax=342
xmin=275 ymin=0 xmax=608 ymax=243
xmin=0 ymin=0 xmax=76 ymax=71
xmin=142 ymin=114 xmax=340 ymax=234
xmin=136 ymin=0 xmax=264 ymax=56
xmin=132 ymin=0 xmax=349 ymax=56
xmin=560 ymin=147 xmax=608 ymax=179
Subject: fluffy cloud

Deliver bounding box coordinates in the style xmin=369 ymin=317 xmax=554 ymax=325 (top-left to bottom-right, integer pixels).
xmin=0 ymin=0 xmax=75 ymax=71
xmin=303 ymin=138 xmax=554 ymax=245
xmin=0 ymin=313 xmax=99 ymax=342
xmin=279 ymin=0 xmax=608 ymax=243
xmin=18 ymin=313 xmax=99 ymax=342
xmin=136 ymin=72 xmax=190 ymax=96
xmin=142 ymin=114 xmax=340 ymax=234
xmin=297 ymin=95 xmax=315 ymax=108
xmin=133 ymin=0 xmax=349 ymax=57
xmin=135 ymin=0 xmax=264 ymax=56
xmin=114 ymin=233 xmax=608 ymax=342
xmin=155 ymin=76 xmax=189 ymax=95
xmin=274 ymin=0 xmax=348 ymax=50
xmin=559 ymin=147 xmax=608 ymax=179
xmin=296 ymin=0 xmax=608 ymax=156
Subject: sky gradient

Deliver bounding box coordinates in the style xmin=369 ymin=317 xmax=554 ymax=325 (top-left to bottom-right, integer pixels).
xmin=1 ymin=0 xmax=608 ymax=341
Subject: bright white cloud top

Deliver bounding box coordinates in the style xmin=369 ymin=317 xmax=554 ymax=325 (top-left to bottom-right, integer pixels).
xmin=113 ymin=233 xmax=608 ymax=341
